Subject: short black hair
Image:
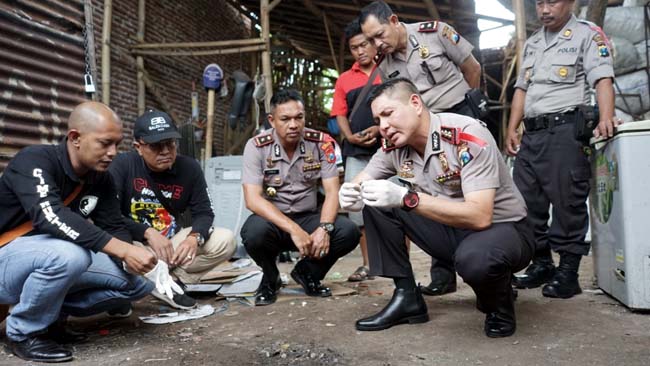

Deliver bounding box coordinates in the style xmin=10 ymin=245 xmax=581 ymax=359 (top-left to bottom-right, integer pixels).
xmin=359 ymin=0 xmax=394 ymax=26
xmin=344 ymin=18 xmax=362 ymax=43
xmin=367 ymin=78 xmax=419 ymax=106
xmin=270 ymin=89 xmax=304 ymax=114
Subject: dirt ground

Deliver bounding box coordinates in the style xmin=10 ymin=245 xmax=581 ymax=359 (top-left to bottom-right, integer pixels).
xmin=2 ymin=246 xmax=649 ymax=366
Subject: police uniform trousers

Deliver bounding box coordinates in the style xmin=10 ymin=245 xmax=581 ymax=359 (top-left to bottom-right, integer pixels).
xmin=363 ymin=206 xmax=534 ymax=312
xmin=241 ymin=212 xmax=360 ymax=282
xmin=513 ymin=123 xmax=591 ymax=256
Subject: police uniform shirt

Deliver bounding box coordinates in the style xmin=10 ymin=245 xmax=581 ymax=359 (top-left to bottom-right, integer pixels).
xmin=515 ymin=15 xmax=614 ymax=118
xmin=363 ymin=113 xmax=527 ymax=223
xmin=242 ymin=128 xmax=339 ymax=215
xmin=379 ymin=21 xmax=474 ymax=112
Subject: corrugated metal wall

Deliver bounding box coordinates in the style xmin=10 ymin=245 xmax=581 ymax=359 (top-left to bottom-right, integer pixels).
xmin=0 ymin=0 xmax=87 ymax=173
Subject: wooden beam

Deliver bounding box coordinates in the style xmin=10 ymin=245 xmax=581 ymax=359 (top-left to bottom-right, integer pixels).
xmin=269 ymin=0 xmax=281 ymax=12
xmin=323 ymin=14 xmax=339 ymax=73
xmin=132 ymin=44 xmax=266 ymax=57
xmin=136 ymin=0 xmax=145 ymax=115
xmin=261 ymin=0 xmax=273 ymax=113
xmin=137 ymin=64 xmax=182 ymax=126
xmin=302 ymin=0 xmax=342 ymax=35
xmin=586 ymin=0 xmax=608 ymax=27
xmin=101 ymin=0 xmax=112 ymax=105
xmin=132 ymin=38 xmax=265 ymax=50
xmin=512 ymin=0 xmax=526 ymax=75
xmin=422 ymin=0 xmax=440 ymax=20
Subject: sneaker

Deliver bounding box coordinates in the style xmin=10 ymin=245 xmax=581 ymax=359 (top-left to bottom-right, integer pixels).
xmin=150 ymin=289 xmax=197 ymax=310
xmin=106 ymin=304 xmax=133 ymax=318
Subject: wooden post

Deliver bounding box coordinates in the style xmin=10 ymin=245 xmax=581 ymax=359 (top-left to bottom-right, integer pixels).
xmin=323 ymin=14 xmax=339 ymax=73
xmin=205 ymin=89 xmax=216 ymax=160
xmin=512 ymin=0 xmax=526 ymax=74
xmin=101 ymin=0 xmax=112 ymax=105
xmin=136 ymin=0 xmax=145 ymax=115
xmin=586 ymin=0 xmax=608 ymax=27
xmin=261 ymin=0 xmax=273 ymax=113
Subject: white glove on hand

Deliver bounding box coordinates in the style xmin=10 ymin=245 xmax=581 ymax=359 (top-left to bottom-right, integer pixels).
xmin=144 ymin=260 xmax=184 ymax=300
xmin=339 ymin=182 xmax=364 ymax=212
xmin=361 ymin=180 xmax=408 ymax=209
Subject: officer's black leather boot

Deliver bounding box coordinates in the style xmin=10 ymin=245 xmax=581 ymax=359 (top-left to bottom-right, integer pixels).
xmin=7 ymin=335 xmax=73 ymax=363
xmin=542 ymin=252 xmax=582 ymax=299
xmin=512 ymin=255 xmax=555 ymax=289
xmin=356 ymin=286 xmax=429 ymax=331
xmin=254 ymin=275 xmax=282 ymax=306
xmin=483 ymin=289 xmax=516 ymax=338
xmin=419 ymin=265 xmax=457 ymax=296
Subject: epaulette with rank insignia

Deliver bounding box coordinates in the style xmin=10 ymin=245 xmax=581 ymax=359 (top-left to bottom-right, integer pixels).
xmin=418 ymin=21 xmax=438 ymax=33
xmin=304 ymin=130 xmax=324 ymax=142
xmin=381 ymin=138 xmax=398 ymax=152
xmin=440 ymin=126 xmax=461 ymax=145
xmin=254 ymin=134 xmax=273 ymax=147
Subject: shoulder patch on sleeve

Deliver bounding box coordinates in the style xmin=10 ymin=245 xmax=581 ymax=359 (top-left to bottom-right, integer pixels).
xmin=254 ymin=134 xmax=274 ymax=147
xmin=440 ymin=126 xmax=461 ymax=145
xmin=441 ymin=25 xmax=460 ymax=44
xmin=381 ymin=138 xmax=398 ymax=152
xmin=459 ymin=132 xmax=488 ymax=148
xmin=418 ymin=21 xmax=438 ymax=33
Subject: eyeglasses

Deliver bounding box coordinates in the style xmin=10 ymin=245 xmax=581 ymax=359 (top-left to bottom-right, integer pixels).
xmin=139 ymin=139 xmax=177 ymax=152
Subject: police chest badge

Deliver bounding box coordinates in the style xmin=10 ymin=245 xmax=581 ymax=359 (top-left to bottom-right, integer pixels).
xmin=266 ymin=157 xmax=275 ymax=168
xmin=419 ymin=46 xmax=429 ymax=58
xmin=265 ymin=187 xmax=277 ymax=197
xmin=557 ymin=67 xmax=569 ymax=79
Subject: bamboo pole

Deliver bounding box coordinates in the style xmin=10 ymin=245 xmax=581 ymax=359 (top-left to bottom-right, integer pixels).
xmin=132 ymin=44 xmax=266 ymax=57
xmin=205 ymin=89 xmax=216 ymax=159
xmin=132 ymin=38 xmax=265 ymax=50
xmin=101 ymin=0 xmax=113 ymax=105
xmin=323 ymin=14 xmax=339 ymax=74
xmin=261 ymin=0 xmax=272 ymax=113
xmin=136 ymin=0 xmax=145 ymax=115
xmin=512 ymin=0 xmax=526 ymax=75
xmin=269 ymin=0 xmax=282 ymax=12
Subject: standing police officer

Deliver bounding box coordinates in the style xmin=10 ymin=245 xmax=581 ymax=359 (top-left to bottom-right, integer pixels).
xmin=359 ymin=0 xmax=483 ymax=296
xmin=340 ymin=79 xmax=534 ymax=338
xmin=241 ymin=89 xmax=360 ymax=306
xmin=506 ymin=0 xmax=618 ymax=299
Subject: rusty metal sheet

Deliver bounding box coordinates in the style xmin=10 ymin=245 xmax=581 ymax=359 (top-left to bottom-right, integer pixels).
xmin=0 ymin=0 xmax=86 ymax=174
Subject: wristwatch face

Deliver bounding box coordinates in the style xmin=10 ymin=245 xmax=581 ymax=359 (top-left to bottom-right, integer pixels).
xmin=403 ymin=191 xmax=419 ymax=209
xmin=320 ymin=223 xmax=334 ymax=233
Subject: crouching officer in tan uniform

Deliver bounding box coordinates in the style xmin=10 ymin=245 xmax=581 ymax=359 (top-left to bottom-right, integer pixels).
xmin=340 ymin=78 xmax=534 ymax=338
xmin=506 ymin=0 xmax=618 ymax=299
xmin=241 ymin=89 xmax=360 ymax=306
xmin=360 ymin=0 xmax=484 ymax=296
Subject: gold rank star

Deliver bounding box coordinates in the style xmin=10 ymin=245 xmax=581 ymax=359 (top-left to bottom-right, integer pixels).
xmin=563 ymin=29 xmax=572 ymax=37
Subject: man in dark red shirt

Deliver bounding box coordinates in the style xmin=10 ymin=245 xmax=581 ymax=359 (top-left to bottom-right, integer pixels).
xmin=331 ymin=18 xmax=382 ymax=282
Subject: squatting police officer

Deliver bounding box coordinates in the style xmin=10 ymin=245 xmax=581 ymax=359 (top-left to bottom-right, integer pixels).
xmin=506 ymin=0 xmax=618 ymax=299
xmin=240 ymin=89 xmax=360 ymax=306
xmin=359 ymin=0 xmax=483 ymax=297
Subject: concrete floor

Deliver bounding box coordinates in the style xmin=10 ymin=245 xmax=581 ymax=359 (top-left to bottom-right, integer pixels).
xmin=1 ymin=245 xmax=649 ymax=365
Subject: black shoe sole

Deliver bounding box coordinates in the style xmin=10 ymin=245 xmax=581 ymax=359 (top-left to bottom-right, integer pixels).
xmin=541 ymin=286 xmax=582 ymax=299
xmin=355 ymin=313 xmax=429 ymax=331
xmin=5 ymin=346 xmax=73 ymax=363
xmin=419 ymin=283 xmax=457 ymax=296
xmin=485 ymin=327 xmax=516 ymax=338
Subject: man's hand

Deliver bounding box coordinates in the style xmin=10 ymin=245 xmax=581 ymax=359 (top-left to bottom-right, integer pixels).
xmin=144 ymin=228 xmax=174 ymax=263
xmin=171 ymin=235 xmax=199 ymax=267
xmin=593 ymin=117 xmax=622 ymax=139
xmin=144 ymin=260 xmax=184 ymax=300
xmin=361 ymin=180 xmax=408 ymax=209
xmin=347 ymin=128 xmax=377 ymax=148
xmin=505 ymin=129 xmax=521 ymax=156
xmin=309 ymin=226 xmax=330 ymax=259
xmin=290 ymin=227 xmax=313 ymax=257
xmin=123 ymin=245 xmax=158 ymax=275
xmin=339 ymin=182 xmax=364 ymax=212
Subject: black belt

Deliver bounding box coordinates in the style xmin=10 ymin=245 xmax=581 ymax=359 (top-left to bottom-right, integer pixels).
xmin=523 ymin=111 xmax=577 ymax=131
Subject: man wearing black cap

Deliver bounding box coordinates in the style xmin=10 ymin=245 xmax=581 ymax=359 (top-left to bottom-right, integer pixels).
xmin=110 ymin=110 xmax=237 ymax=308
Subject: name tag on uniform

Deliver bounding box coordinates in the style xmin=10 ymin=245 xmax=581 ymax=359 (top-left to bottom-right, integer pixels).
xmin=263 ymin=169 xmax=279 ymax=175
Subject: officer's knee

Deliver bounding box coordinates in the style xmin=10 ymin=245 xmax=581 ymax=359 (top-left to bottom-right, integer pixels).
xmin=455 ymin=247 xmax=502 ymax=287
xmin=241 ymin=216 xmax=274 ymax=251
xmin=335 ymin=217 xmax=361 ymax=250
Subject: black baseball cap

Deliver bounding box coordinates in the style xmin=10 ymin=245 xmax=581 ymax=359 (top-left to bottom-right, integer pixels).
xmin=134 ymin=110 xmax=182 ymax=143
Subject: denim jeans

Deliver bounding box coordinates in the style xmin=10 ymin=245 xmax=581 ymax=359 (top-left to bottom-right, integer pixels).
xmin=0 ymin=234 xmax=153 ymax=341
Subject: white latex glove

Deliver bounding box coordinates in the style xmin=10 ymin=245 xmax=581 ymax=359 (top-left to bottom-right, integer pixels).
xmin=339 ymin=182 xmax=364 ymax=212
xmin=144 ymin=260 xmax=184 ymax=300
xmin=361 ymin=180 xmax=408 ymax=209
